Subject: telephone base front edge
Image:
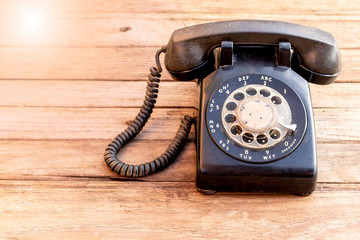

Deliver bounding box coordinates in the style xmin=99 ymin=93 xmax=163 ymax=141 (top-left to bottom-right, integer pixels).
xmin=195 ymin=188 xmax=314 ymax=197
xmin=195 ymin=189 xmax=314 ymax=197
xmin=196 ymin=174 xmax=316 ymax=196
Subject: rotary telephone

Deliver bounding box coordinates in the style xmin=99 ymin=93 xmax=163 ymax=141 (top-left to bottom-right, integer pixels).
xmin=104 ymin=20 xmax=341 ymax=195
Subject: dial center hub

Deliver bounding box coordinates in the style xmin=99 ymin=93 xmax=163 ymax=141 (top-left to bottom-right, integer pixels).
xmin=238 ymin=97 xmax=275 ymax=132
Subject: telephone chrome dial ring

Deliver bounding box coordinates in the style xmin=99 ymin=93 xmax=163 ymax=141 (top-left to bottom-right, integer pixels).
xmin=221 ymin=85 xmax=294 ymax=149
xmin=206 ymin=74 xmax=307 ymax=164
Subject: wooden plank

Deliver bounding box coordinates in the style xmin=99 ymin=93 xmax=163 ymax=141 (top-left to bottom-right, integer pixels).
xmin=0 ymin=47 xmax=157 ymax=80
xmin=317 ymin=143 xmax=360 ymax=183
xmin=0 ymin=140 xmax=358 ymax=183
xmin=0 ymin=139 xmax=196 ymax=182
xmin=0 ymin=107 xmax=358 ymax=142
xmin=0 ymin=107 xmax=197 ymax=140
xmin=0 ymin=80 xmax=198 ymax=108
xmin=0 ymin=48 xmax=357 ymax=83
xmin=310 ymin=83 xmax=360 ymax=108
xmin=0 ymin=80 xmax=358 ymax=108
xmin=0 ymin=180 xmax=359 ymax=240
xmin=0 ymin=17 xmax=358 ymax=48
xmin=0 ymin=0 xmax=359 ymax=17
xmin=314 ymin=108 xmax=360 ymax=143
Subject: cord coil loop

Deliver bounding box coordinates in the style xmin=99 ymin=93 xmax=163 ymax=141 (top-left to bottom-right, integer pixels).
xmin=104 ymin=47 xmax=195 ymax=177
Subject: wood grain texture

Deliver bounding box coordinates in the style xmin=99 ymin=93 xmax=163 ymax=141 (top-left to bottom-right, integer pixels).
xmin=0 ymin=107 xmax=196 ymax=140
xmin=0 ymin=80 xmax=198 ymax=108
xmin=0 ymin=180 xmax=359 ymax=240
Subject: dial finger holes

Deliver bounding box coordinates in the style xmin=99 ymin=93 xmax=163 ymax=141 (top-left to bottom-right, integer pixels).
xmin=256 ymin=134 xmax=268 ymax=145
xmin=246 ymin=87 xmax=257 ymax=96
xmin=234 ymin=92 xmax=245 ymax=101
xmin=271 ymin=96 xmax=282 ymax=105
xmin=221 ymin=83 xmax=293 ymax=150
xmin=242 ymin=132 xmax=254 ymax=143
xmin=269 ymin=128 xmax=281 ymax=139
xmin=260 ymin=89 xmax=270 ymax=97
xmin=225 ymin=114 xmax=236 ymax=123
xmin=226 ymin=101 xmax=237 ymax=111
xmin=231 ymin=125 xmax=242 ymax=136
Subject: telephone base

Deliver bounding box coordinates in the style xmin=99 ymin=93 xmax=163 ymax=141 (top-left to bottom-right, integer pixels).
xmin=195 ymin=51 xmax=319 ymax=196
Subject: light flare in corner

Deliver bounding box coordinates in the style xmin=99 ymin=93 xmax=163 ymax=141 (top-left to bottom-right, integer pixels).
xmin=10 ymin=3 xmax=56 ymax=44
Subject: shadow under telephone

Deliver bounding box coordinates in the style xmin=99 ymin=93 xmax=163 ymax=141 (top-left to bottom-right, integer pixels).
xmin=104 ymin=20 xmax=341 ymax=196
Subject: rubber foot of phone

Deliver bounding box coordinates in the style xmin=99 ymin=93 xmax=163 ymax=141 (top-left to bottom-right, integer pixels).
xmin=294 ymin=192 xmax=313 ymax=197
xmin=196 ymin=187 xmax=216 ymax=195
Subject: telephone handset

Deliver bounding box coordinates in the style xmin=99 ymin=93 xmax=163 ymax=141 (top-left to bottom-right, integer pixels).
xmin=104 ymin=20 xmax=341 ymax=195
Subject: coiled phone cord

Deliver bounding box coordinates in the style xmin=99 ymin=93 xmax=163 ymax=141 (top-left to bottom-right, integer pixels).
xmin=104 ymin=46 xmax=195 ymax=177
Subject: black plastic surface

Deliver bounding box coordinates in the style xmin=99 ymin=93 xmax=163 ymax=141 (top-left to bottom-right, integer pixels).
xmin=164 ymin=20 xmax=341 ymax=84
xmin=196 ymin=47 xmax=317 ymax=194
xmin=219 ymin=41 xmax=233 ymax=66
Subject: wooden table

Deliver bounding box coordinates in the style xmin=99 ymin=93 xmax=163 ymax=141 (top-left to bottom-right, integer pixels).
xmin=0 ymin=0 xmax=359 ymax=239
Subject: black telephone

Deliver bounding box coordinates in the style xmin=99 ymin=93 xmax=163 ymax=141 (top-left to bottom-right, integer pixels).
xmin=104 ymin=20 xmax=341 ymax=196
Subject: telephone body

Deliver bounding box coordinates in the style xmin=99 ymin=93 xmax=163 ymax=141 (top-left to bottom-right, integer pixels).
xmin=105 ymin=20 xmax=341 ymax=195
